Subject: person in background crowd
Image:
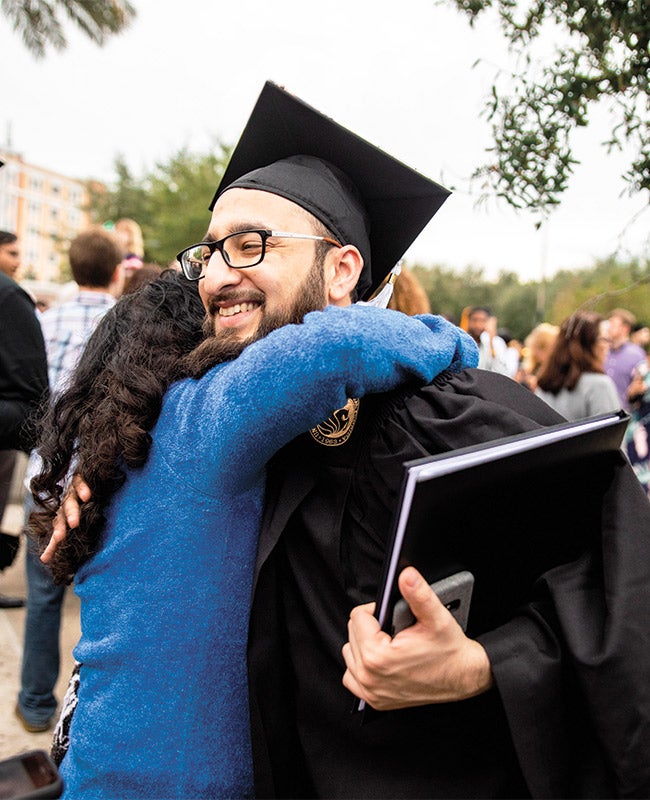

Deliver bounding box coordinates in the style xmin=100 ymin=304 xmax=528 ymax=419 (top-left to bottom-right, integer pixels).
xmin=535 ymin=310 xmax=620 ymax=420
xmin=0 ymin=230 xmax=48 ymax=608
xmin=464 ymin=305 xmax=514 ymax=376
xmin=630 ymin=321 xmax=650 ymax=350
xmin=15 ymin=226 xmax=125 ymax=733
xmin=519 ymin=322 xmax=559 ymax=391
xmin=0 ymin=230 xmax=21 ymax=279
xmin=496 ymin=327 xmax=523 ymax=378
xmin=387 ymin=266 xmax=431 ymax=315
xmin=604 ymin=308 xmax=647 ymax=410
xmin=122 ymin=262 xmax=164 ymax=295
xmin=0 ymin=229 xmax=23 ymax=592
xmin=113 ymin=217 xmax=144 ymax=274
xmin=623 ymin=327 xmax=650 ymax=496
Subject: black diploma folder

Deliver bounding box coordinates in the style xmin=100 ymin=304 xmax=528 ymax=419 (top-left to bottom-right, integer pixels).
xmin=373 ymin=410 xmax=629 ymax=639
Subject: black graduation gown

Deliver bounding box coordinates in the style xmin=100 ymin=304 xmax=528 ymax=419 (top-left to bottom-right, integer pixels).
xmin=248 ymin=368 xmax=650 ymax=799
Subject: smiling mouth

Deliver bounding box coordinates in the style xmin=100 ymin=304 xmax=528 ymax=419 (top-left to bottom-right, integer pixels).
xmin=218 ymin=302 xmax=259 ymax=318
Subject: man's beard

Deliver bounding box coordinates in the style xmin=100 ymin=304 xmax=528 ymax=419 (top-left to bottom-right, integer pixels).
xmin=182 ymin=257 xmax=326 ymax=379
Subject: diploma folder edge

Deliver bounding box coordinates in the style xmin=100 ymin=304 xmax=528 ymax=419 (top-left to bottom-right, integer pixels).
xmin=354 ymin=410 xmax=628 ymax=716
xmin=375 ymin=409 xmax=629 ymax=632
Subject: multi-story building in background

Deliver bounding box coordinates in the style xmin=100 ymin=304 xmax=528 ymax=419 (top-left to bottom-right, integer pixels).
xmin=0 ymin=148 xmax=94 ymax=283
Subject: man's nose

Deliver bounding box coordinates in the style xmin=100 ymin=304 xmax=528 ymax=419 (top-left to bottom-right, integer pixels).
xmin=201 ymin=249 xmax=244 ymax=294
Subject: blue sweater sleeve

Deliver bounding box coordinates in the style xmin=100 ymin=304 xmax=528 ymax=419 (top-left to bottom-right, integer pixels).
xmin=160 ymin=305 xmax=476 ymax=493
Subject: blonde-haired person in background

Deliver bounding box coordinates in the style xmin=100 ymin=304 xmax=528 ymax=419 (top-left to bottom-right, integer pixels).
xmin=520 ymin=322 xmax=559 ymax=391
xmin=114 ymin=218 xmax=144 ymax=273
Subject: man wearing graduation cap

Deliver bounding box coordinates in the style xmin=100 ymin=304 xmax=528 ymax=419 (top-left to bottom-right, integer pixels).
xmin=180 ymin=83 xmax=648 ymax=798
xmin=53 ymin=83 xmax=650 ymax=797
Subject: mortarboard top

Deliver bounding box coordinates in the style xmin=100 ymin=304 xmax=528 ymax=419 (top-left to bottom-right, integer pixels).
xmin=210 ymin=81 xmax=450 ymax=299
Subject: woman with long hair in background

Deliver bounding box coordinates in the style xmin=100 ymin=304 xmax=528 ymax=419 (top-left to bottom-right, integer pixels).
xmin=535 ymin=310 xmax=620 ymax=420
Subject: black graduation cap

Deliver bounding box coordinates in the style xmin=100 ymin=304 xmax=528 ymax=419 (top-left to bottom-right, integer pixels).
xmin=210 ymin=81 xmax=450 ymax=299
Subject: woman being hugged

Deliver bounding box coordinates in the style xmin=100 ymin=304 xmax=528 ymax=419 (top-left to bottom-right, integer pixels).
xmin=31 ymin=269 xmax=476 ymax=799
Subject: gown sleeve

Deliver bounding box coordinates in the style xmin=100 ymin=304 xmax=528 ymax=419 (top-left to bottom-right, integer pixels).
xmin=161 ymin=306 xmax=476 ymax=494
xmin=480 ymin=457 xmax=650 ymax=797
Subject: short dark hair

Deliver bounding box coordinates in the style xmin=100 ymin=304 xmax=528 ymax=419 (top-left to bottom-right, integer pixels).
xmin=68 ymin=227 xmax=124 ymax=288
xmin=0 ymin=230 xmax=17 ymax=246
xmin=469 ymin=306 xmax=492 ymax=318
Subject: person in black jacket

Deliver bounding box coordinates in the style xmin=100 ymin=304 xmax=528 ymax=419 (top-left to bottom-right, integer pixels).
xmin=47 ymin=84 xmax=650 ymax=798
xmin=0 ymin=231 xmax=48 ymax=607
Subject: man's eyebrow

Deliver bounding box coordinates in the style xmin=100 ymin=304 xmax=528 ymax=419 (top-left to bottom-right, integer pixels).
xmin=204 ymin=222 xmax=269 ymax=242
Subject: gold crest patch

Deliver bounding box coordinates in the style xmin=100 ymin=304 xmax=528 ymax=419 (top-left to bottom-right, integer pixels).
xmin=309 ymin=398 xmax=360 ymax=446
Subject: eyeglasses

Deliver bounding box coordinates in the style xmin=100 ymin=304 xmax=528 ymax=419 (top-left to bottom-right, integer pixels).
xmin=176 ymin=229 xmax=341 ymax=281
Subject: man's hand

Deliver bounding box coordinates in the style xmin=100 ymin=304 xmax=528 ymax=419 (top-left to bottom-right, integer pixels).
xmin=341 ymin=566 xmax=493 ymax=710
xmin=40 ymin=476 xmax=91 ymax=563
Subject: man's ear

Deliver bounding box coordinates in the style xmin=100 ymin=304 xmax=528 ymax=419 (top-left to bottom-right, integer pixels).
xmin=326 ymin=245 xmax=363 ymax=306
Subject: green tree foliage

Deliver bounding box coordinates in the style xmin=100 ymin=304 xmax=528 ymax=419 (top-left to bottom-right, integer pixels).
xmin=549 ymin=256 xmax=650 ymax=322
xmin=447 ymin=0 xmax=650 ymax=214
xmin=411 ymin=263 xmax=498 ymax=322
xmin=143 ymin=146 xmax=231 ymax=265
xmin=411 ymin=254 xmax=650 ymax=340
xmin=86 ymin=143 xmax=231 ymax=265
xmin=2 ymin=0 xmax=136 ymax=57
xmin=87 ymin=154 xmax=148 ymax=226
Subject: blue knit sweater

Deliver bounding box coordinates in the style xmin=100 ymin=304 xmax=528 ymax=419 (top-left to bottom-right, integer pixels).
xmin=60 ymin=305 xmax=477 ymax=799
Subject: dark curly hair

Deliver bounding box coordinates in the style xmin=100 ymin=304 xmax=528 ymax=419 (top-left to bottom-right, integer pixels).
xmin=30 ymin=270 xmax=206 ymax=583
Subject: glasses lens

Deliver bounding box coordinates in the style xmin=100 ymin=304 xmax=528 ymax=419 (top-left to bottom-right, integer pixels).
xmin=181 ymin=244 xmax=210 ymax=280
xmin=223 ymin=231 xmax=264 ymax=268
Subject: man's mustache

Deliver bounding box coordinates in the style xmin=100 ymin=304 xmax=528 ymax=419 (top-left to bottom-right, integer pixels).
xmin=205 ymin=290 xmax=266 ymax=319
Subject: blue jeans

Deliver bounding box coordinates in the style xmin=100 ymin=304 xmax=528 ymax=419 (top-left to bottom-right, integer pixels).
xmin=17 ymin=497 xmax=66 ymax=726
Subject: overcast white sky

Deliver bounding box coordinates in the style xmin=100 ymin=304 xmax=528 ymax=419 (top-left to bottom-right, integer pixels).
xmin=3 ymin=0 xmax=648 ymax=282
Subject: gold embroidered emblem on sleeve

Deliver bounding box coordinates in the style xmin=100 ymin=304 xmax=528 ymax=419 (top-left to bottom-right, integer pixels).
xmin=309 ymin=398 xmax=360 ymax=446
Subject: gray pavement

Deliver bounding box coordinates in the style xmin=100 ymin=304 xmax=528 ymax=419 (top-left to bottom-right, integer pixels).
xmin=0 ymin=486 xmax=80 ymax=760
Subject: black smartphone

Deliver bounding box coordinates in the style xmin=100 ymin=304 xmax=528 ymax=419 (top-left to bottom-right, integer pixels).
xmin=391 ymin=570 xmax=474 ymax=634
xmin=0 ymin=750 xmax=63 ymax=800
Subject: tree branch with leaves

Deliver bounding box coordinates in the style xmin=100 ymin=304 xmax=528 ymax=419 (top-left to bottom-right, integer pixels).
xmin=448 ymin=0 xmax=649 ymax=215
xmin=2 ymin=0 xmax=136 ymax=57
